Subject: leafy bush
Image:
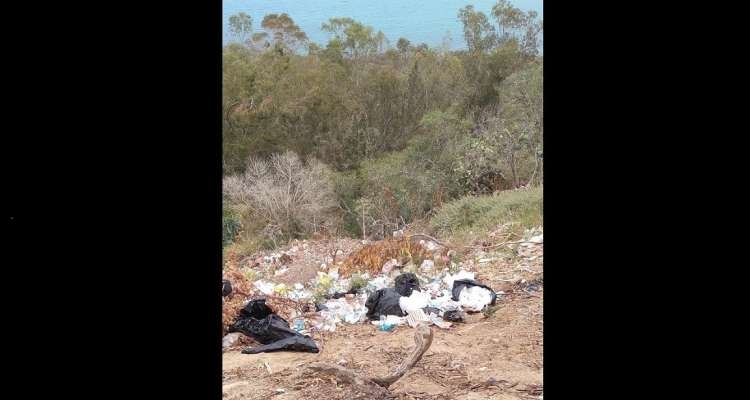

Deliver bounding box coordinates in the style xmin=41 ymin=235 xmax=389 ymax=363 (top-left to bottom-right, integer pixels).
xmin=222 ymin=208 xmax=242 ymax=246
xmin=430 ymin=186 xmax=542 ymax=237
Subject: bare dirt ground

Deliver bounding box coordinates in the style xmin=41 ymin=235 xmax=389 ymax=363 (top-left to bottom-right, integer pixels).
xmin=223 ymin=237 xmax=543 ymax=400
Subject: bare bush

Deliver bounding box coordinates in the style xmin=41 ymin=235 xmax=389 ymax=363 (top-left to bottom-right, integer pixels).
xmin=223 ymin=151 xmax=338 ymax=244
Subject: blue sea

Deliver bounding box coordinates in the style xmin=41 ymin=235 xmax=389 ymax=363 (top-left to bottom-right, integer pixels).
xmin=223 ymin=0 xmax=543 ymax=50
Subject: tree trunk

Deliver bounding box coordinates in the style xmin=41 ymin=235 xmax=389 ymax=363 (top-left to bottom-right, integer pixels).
xmin=510 ymin=151 xmax=518 ymax=188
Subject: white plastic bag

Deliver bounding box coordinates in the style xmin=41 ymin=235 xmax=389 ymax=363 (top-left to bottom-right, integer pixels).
xmin=458 ymin=285 xmax=494 ymax=311
xmin=399 ymin=290 xmax=431 ymax=313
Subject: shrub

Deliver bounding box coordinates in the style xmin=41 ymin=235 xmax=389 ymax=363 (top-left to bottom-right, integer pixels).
xmin=223 ymin=151 xmax=339 ymax=245
xmin=222 ymin=207 xmax=242 ymax=246
xmin=430 ymin=186 xmax=542 ymax=237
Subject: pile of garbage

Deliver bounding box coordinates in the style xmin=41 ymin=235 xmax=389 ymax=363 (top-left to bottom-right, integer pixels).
xmin=223 ymin=235 xmax=507 ymax=354
xmin=228 ymin=299 xmax=319 ymax=354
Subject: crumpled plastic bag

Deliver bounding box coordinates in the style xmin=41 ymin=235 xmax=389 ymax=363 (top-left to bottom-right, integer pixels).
xmin=231 ymin=299 xmax=319 ymax=354
xmin=253 ymin=280 xmax=275 ymax=295
xmin=399 ymin=290 xmax=431 ymax=314
xmin=443 ymin=270 xmax=475 ymax=289
xmin=451 ymin=279 xmax=497 ymax=304
xmin=365 ymin=288 xmax=405 ymax=319
xmin=394 ymin=272 xmax=421 ymax=296
xmin=239 ymin=299 xmax=274 ymax=319
xmin=429 ymin=290 xmax=462 ymax=312
xmin=241 ymin=335 xmax=319 ymax=354
xmin=452 ymin=279 xmax=497 ymax=312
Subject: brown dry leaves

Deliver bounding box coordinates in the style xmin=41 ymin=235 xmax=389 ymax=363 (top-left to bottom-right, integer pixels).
xmin=339 ymin=238 xmax=433 ymax=277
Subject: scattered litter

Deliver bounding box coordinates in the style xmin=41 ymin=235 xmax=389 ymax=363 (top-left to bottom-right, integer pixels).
xmin=399 ymin=290 xmax=431 ymax=314
xmin=365 ymin=288 xmax=405 ymax=319
xmin=254 ymin=280 xmax=275 ymax=295
xmin=372 ymin=315 xmax=405 ymax=330
xmin=443 ymin=310 xmax=465 ymax=322
xmin=443 ymin=270 xmax=475 ymax=288
xmin=320 ymin=294 xmax=368 ymax=324
xmin=429 ymin=292 xmax=462 ymax=312
xmin=381 ymin=259 xmax=399 ymax=274
xmin=224 ymin=229 xmax=540 ymax=347
xmin=394 ymin=272 xmax=421 ymax=296
xmin=456 ymin=284 xmax=496 ymax=312
xmin=293 ymin=317 xmax=305 ymax=332
xmin=272 ymin=283 xmax=289 ymax=296
xmin=452 ymin=279 xmax=497 ymax=304
xmin=313 ymin=310 xmax=338 ymax=332
xmin=365 ymin=276 xmax=394 ymax=294
xmin=405 ymin=308 xmax=430 ymax=327
xmin=231 ymin=299 xmax=319 ymax=354
xmin=223 ymin=332 xmax=243 ymax=348
xmin=429 ymin=313 xmax=453 ymax=329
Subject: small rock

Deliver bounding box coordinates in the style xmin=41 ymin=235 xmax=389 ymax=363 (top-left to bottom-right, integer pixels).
xmin=337 ymin=359 xmax=348 ymax=366
xmin=275 ymin=388 xmax=286 ymax=394
xmin=491 ymin=338 xmax=500 ymax=344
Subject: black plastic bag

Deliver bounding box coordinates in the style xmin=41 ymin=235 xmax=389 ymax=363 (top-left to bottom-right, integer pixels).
xmin=324 ymin=286 xmax=360 ymax=300
xmin=365 ymin=288 xmax=405 ymax=319
xmin=232 ymin=313 xmax=319 ymax=354
xmin=443 ymin=310 xmax=465 ymax=322
xmin=222 ymin=280 xmax=232 ymax=297
xmin=394 ymin=273 xmax=420 ymax=296
xmin=242 ymin=336 xmax=320 ymax=354
xmin=239 ymin=299 xmax=274 ymax=319
xmin=451 ymin=279 xmax=497 ymax=305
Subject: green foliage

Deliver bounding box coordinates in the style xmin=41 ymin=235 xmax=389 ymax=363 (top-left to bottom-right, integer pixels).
xmin=322 ymin=17 xmax=386 ymax=58
xmin=228 ymin=13 xmax=253 ymax=44
xmin=224 ymin=2 xmax=542 ymax=241
xmin=430 ymin=186 xmax=543 ymax=237
xmin=349 ymin=274 xmax=368 ymax=292
xmin=223 ymin=207 xmax=242 ymax=246
xmin=482 ymin=304 xmax=500 ymax=318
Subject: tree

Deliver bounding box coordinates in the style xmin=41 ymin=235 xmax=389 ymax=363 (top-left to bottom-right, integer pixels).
xmin=228 ymin=13 xmax=253 ymax=45
xmin=322 ymin=18 xmax=385 ymax=58
xmin=252 ymin=13 xmax=308 ymax=54
xmin=457 ymin=5 xmax=497 ymax=54
xmin=396 ymin=37 xmax=411 ymax=53
xmin=470 ymin=63 xmax=542 ymax=188
xmin=491 ymin=1 xmax=542 ymax=56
